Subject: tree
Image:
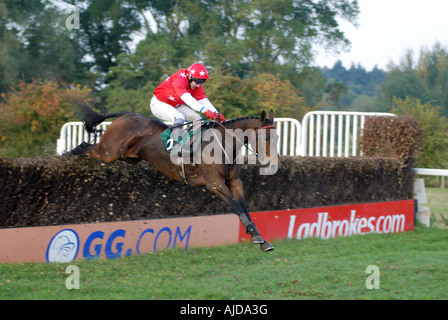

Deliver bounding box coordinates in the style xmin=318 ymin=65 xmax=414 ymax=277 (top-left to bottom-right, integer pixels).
xmin=416 ymin=43 xmax=448 ymax=115
xmin=391 ymin=97 xmax=448 ymax=169
xmin=320 ymin=81 xmax=347 ymax=110
xmin=250 ymin=73 xmax=311 ymax=118
xmin=379 ymin=50 xmax=428 ymax=109
xmin=380 ymin=43 xmax=448 ymax=116
xmin=0 ymin=80 xmax=92 ymax=157
xmin=187 ymin=0 xmax=360 ymax=78
xmin=319 ymin=60 xmax=386 ymax=110
xmin=75 ymin=0 xmax=359 ymax=86
xmin=103 ymin=0 xmax=358 ymax=114
xmin=203 ymin=70 xmax=259 ymax=118
xmin=0 ymin=0 xmax=84 ymax=94
xmin=61 ymin=0 xmax=145 ymax=86
xmin=196 ymin=71 xmax=311 ymax=119
xmin=21 ymin=4 xmax=84 ymax=83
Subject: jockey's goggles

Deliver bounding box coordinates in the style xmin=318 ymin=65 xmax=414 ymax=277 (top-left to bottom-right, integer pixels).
xmin=191 ymin=77 xmax=207 ymax=84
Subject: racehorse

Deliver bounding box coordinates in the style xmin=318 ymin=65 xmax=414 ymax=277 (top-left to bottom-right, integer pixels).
xmin=67 ymin=105 xmax=280 ymax=252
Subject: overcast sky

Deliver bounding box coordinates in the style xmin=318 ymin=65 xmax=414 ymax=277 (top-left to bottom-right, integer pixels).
xmin=314 ymin=0 xmax=448 ymax=71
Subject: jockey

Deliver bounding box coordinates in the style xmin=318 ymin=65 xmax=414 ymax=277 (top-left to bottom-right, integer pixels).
xmin=151 ymin=63 xmax=226 ymax=152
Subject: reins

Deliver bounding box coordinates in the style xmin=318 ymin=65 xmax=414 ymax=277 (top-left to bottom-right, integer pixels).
xmin=170 ymin=117 xmax=210 ymax=130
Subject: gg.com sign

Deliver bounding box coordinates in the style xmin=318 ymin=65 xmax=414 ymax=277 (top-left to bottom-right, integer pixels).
xmin=0 ymin=215 xmax=239 ymax=264
xmin=45 ymin=226 xmax=193 ymax=263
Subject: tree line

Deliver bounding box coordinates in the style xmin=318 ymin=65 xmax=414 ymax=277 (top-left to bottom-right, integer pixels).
xmin=321 ymin=43 xmax=448 ymax=170
xmin=0 ymin=0 xmax=359 ymax=97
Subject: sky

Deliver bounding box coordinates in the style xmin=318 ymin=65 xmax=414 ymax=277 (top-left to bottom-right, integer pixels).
xmin=314 ymin=0 xmax=448 ymax=71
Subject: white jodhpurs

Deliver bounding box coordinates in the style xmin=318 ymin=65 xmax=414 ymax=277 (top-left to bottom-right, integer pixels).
xmin=150 ymin=95 xmax=201 ymax=124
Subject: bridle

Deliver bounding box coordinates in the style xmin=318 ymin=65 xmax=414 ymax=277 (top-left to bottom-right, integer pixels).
xmin=254 ymin=123 xmax=278 ymax=166
xmin=213 ymin=120 xmax=278 ymax=166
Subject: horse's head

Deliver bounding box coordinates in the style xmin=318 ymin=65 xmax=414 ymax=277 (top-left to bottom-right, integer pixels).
xmin=251 ymin=110 xmax=280 ymax=175
xmin=198 ymin=111 xmax=280 ymax=174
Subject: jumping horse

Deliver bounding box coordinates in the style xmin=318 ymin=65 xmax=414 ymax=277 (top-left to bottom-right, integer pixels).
xmin=67 ymin=105 xmax=280 ymax=252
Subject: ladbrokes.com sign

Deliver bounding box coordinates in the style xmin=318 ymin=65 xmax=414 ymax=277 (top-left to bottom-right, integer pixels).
xmin=238 ymin=200 xmax=415 ymax=242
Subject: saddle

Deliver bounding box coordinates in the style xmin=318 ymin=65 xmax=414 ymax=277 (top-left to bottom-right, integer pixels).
xmin=160 ymin=121 xmax=212 ymax=153
xmin=160 ymin=121 xmax=214 ymax=185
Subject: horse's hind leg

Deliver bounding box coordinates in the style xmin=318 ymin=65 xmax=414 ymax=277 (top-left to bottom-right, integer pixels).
xmin=63 ymin=142 xmax=94 ymax=156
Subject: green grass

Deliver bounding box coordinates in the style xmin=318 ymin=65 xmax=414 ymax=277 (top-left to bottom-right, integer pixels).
xmin=426 ymin=187 xmax=448 ymax=228
xmin=2 ymin=224 xmax=448 ymax=300
xmin=426 ymin=187 xmax=448 ymax=215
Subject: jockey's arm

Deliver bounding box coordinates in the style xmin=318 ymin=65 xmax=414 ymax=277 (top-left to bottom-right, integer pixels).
xmin=181 ymin=93 xmax=225 ymax=121
xmin=198 ymin=98 xmax=218 ymax=114
xmin=180 ymin=93 xmax=217 ymax=114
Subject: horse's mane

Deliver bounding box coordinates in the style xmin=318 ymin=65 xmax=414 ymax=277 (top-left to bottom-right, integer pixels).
xmin=222 ymin=116 xmax=260 ymax=125
xmin=214 ymin=116 xmax=273 ymax=128
xmin=207 ymin=116 xmax=260 ymax=129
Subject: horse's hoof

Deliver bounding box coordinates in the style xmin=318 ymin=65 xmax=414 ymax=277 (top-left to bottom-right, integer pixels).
xmin=251 ymin=235 xmax=264 ymax=244
xmin=260 ymin=242 xmax=275 ymax=252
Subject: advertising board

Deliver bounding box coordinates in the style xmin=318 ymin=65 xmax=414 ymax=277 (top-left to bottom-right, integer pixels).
xmin=0 ymin=214 xmax=239 ymax=264
xmin=0 ymin=200 xmax=415 ymax=264
xmin=238 ymin=200 xmax=415 ymax=242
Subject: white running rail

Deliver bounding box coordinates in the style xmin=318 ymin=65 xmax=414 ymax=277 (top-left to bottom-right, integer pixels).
xmin=300 ymin=111 xmax=396 ymax=157
xmin=414 ymin=168 xmax=448 ymax=177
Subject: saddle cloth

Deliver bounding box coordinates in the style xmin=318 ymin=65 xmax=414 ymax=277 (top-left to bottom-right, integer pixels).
xmin=160 ymin=121 xmax=212 ymax=152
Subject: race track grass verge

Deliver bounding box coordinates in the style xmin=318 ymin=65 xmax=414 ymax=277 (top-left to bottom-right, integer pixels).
xmin=1 ymin=224 xmax=448 ymax=300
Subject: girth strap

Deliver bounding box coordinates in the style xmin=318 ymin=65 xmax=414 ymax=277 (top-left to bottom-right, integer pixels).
xmin=177 ymin=145 xmax=189 ymax=185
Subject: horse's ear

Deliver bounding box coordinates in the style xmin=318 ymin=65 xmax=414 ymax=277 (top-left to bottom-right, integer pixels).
xmin=260 ymin=110 xmax=266 ymax=124
xmin=269 ymin=109 xmax=274 ymax=122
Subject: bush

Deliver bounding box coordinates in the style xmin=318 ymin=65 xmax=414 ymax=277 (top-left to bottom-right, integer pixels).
xmin=360 ymin=115 xmax=422 ymax=167
xmin=391 ymin=97 xmax=448 ymax=169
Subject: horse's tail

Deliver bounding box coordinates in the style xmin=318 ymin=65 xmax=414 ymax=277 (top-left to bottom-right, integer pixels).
xmin=77 ymin=104 xmax=127 ymax=134
xmin=67 ymin=94 xmax=128 ymax=134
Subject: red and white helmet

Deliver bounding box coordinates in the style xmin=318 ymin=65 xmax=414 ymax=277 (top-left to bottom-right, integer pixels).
xmin=187 ymin=63 xmax=211 ymax=79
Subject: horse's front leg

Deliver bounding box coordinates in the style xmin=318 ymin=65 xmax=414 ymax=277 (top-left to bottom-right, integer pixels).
xmin=225 ymin=175 xmax=274 ymax=252
xmin=225 ymin=175 xmax=261 ymax=241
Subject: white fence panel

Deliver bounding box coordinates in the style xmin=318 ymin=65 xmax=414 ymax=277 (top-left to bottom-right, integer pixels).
xmin=240 ymin=118 xmax=301 ymax=156
xmin=275 ymin=118 xmax=302 ymax=156
xmin=300 ymin=111 xmax=395 ymax=157
xmin=57 ymin=121 xmax=112 ymax=155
